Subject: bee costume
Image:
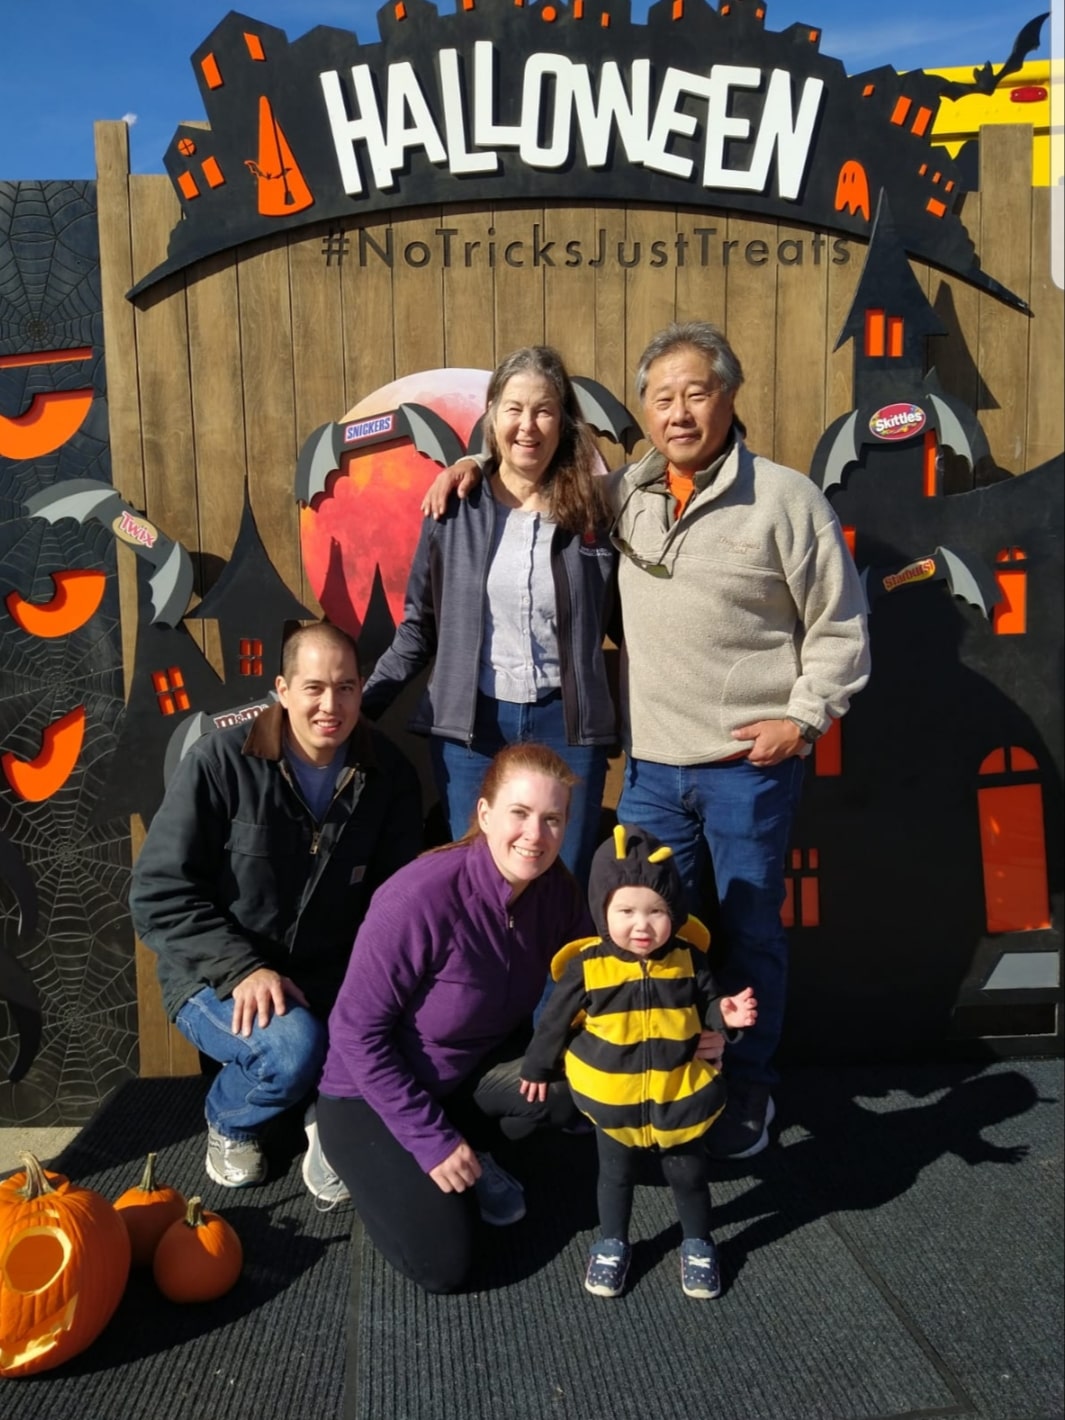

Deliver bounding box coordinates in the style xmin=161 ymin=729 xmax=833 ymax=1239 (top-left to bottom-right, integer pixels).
xmin=520 ymin=824 xmax=738 ymax=1147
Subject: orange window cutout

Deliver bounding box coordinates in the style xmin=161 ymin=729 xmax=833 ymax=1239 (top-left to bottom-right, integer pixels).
xmin=780 ymin=878 xmax=795 ymax=928
xmin=672 ymin=0 xmax=683 ymax=16
xmin=993 ymin=548 xmax=1027 ymax=636
xmin=887 ymin=316 xmax=904 ymax=357
xmin=200 ymin=53 xmax=223 ymax=89
xmin=799 ymin=876 xmax=820 ymax=928
xmin=1 ymin=706 xmax=86 ymax=802
xmin=814 ymin=720 xmax=841 ymax=777
xmin=890 ymin=96 xmax=912 ymax=125
xmin=980 ymin=748 xmax=1007 ymax=775
xmin=243 ymin=32 xmax=266 ymax=60
xmin=911 ymin=106 xmax=933 ymax=137
xmin=1009 ymin=747 xmax=1039 ymax=772
xmin=201 ymin=157 xmax=225 ymax=189
xmin=6 ymin=570 xmax=107 ymax=638
xmin=0 ymin=389 xmax=94 ymax=461
xmin=926 ymin=198 xmax=947 ymax=218
xmin=178 ymin=172 xmax=200 ymax=201
xmin=923 ymin=429 xmax=939 ymax=498
xmin=841 ymin=526 xmax=856 ymax=558
xmin=240 ymin=638 xmax=264 ymax=676
xmin=978 ymin=783 xmax=1051 ymax=933
xmin=152 ymin=668 xmax=190 ymax=716
xmin=864 ymin=309 xmax=885 ymax=357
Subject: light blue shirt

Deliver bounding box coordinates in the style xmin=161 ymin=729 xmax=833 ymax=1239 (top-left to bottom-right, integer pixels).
xmin=478 ymin=505 xmax=561 ymax=702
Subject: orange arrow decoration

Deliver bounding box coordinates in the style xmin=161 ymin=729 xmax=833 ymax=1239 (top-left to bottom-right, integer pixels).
xmin=2 ymin=707 xmax=86 ymax=802
xmin=6 ymin=571 xmax=107 ymax=638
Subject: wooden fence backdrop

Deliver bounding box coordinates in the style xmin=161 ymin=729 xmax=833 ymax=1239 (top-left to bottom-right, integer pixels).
xmin=93 ymin=119 xmax=1063 ymax=1075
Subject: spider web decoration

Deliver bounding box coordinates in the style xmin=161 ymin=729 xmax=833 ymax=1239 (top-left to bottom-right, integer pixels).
xmin=0 ymin=181 xmax=130 ymax=1125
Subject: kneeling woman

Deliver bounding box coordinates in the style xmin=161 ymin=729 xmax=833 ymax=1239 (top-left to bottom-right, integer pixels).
xmin=317 ymin=743 xmax=589 ymax=1293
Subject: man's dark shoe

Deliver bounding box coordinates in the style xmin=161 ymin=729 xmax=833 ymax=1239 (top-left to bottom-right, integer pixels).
xmin=705 ymin=1082 xmax=776 ymax=1159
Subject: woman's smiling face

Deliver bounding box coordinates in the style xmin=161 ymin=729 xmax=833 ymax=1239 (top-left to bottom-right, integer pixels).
xmin=477 ymin=770 xmax=570 ymax=896
xmin=490 ymin=372 xmax=562 ymax=484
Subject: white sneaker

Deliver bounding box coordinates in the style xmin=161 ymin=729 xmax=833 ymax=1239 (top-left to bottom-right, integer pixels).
xmin=302 ymin=1105 xmax=350 ymax=1209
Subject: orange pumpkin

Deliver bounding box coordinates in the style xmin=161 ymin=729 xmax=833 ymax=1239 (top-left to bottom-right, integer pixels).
xmin=152 ymin=1196 xmax=242 ymax=1303
xmin=0 ymin=1152 xmax=131 ymax=1378
xmin=113 ymin=1153 xmax=186 ymax=1267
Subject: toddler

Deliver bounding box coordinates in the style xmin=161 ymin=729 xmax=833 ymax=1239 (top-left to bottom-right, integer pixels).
xmin=519 ymin=823 xmax=756 ymax=1299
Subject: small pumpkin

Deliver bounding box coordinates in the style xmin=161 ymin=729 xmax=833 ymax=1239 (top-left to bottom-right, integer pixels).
xmin=152 ymin=1196 xmax=242 ymax=1303
xmin=0 ymin=1152 xmax=131 ymax=1378
xmin=113 ymin=1153 xmax=186 ymax=1267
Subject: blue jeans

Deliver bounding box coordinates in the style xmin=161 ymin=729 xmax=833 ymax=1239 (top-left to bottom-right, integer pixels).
xmin=429 ymin=689 xmax=608 ymax=889
xmin=175 ymin=986 xmax=327 ymax=1139
xmin=617 ymin=755 xmax=805 ymax=1088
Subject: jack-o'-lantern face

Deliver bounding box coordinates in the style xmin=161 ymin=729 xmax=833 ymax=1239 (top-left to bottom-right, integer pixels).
xmin=0 ymin=1155 xmax=130 ymax=1378
xmin=0 ymin=1204 xmax=80 ymax=1372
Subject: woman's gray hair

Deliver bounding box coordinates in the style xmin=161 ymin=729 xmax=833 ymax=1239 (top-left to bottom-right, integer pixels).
xmin=634 ymin=322 xmax=745 ymax=402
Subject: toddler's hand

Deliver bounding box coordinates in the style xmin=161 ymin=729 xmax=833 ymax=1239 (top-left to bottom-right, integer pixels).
xmin=721 ymin=986 xmax=757 ymax=1029
xmin=519 ymin=1077 xmax=549 ymax=1103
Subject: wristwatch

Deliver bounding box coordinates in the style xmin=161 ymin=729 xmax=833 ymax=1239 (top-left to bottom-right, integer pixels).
xmin=786 ymin=716 xmax=822 ymax=744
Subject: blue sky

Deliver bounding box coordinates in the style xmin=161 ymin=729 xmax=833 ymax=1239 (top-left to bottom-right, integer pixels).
xmin=0 ymin=0 xmax=1051 ymax=181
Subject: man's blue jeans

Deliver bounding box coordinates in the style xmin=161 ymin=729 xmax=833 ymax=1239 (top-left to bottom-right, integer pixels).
xmin=175 ymin=986 xmax=327 ymax=1140
xmin=429 ymin=688 xmax=608 ymax=889
xmin=617 ymin=754 xmax=805 ymax=1088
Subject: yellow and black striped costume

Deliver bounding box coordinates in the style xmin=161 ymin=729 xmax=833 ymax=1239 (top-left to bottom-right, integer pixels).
xmin=520 ymin=921 xmax=731 ymax=1150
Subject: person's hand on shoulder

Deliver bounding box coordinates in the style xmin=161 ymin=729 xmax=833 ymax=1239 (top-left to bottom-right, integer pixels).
xmin=420 ymin=458 xmax=483 ymax=519
xmin=230 ymin=968 xmax=309 ymax=1037
xmin=428 ymin=1140 xmax=481 ymax=1193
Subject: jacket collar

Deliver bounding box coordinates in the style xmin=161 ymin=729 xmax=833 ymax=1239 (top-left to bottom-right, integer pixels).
xmin=241 ymin=702 xmax=381 ymax=771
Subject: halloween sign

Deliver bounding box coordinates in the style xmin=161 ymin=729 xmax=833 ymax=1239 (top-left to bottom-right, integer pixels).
xmin=131 ymin=2 xmax=1045 ymax=306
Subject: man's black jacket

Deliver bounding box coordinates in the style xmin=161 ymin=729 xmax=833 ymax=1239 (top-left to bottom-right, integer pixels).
xmin=129 ymin=704 xmax=423 ymax=1020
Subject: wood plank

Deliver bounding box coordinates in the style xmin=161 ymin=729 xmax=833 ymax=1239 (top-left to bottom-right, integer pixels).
xmin=723 ymin=215 xmax=779 ymax=462
xmin=129 ymin=177 xmax=202 ymax=595
xmin=773 ymin=223 xmax=830 ymax=475
xmin=186 ymin=250 xmax=245 ymax=676
xmin=341 ymin=214 xmax=396 ymax=403
xmin=824 ymin=229 xmax=861 ymax=431
xmin=1024 ymin=184 xmax=1064 ymax=471
xmin=675 ymin=204 xmax=728 ymax=329
xmin=236 ymin=236 xmax=301 ymax=594
xmin=391 ymin=205 xmax=446 ymax=378
xmin=928 ymin=190 xmax=984 ymax=418
xmin=492 ymin=203 xmax=546 ymax=355
xmin=624 ymin=204 xmax=677 ymax=419
xmin=976 ymin=126 xmax=1034 ymax=473
xmin=94 ymin=122 xmax=142 ymax=700
xmin=440 ymin=201 xmax=496 ymax=371
xmin=593 ymin=205 xmax=630 ymax=469
xmin=289 ymin=223 xmax=347 ymax=614
xmin=131 ymin=815 xmax=200 ymax=1077
xmin=543 ymin=203 xmax=597 ymax=379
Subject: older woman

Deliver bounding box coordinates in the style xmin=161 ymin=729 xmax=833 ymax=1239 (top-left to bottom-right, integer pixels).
xmin=361 ymin=345 xmax=617 ymax=887
xmin=317 ymin=743 xmax=590 ymax=1293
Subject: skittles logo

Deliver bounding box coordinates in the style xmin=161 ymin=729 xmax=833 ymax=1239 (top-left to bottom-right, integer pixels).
xmin=869 ymin=403 xmax=926 ymax=441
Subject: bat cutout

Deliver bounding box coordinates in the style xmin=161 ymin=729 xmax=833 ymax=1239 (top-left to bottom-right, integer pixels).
xmin=23 ymin=481 xmax=193 ymax=627
xmin=296 ymin=404 xmax=467 ymax=504
xmin=859 ymin=545 xmax=1003 ymax=617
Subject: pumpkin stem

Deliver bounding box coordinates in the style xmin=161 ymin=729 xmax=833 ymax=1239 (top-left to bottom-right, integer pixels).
xmin=15 ymin=1151 xmax=56 ymax=1200
xmin=138 ymin=1151 xmax=160 ymax=1193
xmin=184 ymin=1195 xmax=206 ymax=1228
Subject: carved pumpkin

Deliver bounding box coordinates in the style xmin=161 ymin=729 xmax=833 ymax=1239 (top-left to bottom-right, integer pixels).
xmin=152 ymin=1197 xmax=242 ymax=1303
xmin=113 ymin=1154 xmax=187 ymax=1267
xmin=0 ymin=1152 xmax=131 ymax=1378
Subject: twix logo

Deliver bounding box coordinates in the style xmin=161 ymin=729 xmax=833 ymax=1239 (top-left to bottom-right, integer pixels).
xmin=113 ymin=509 xmax=159 ymax=549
